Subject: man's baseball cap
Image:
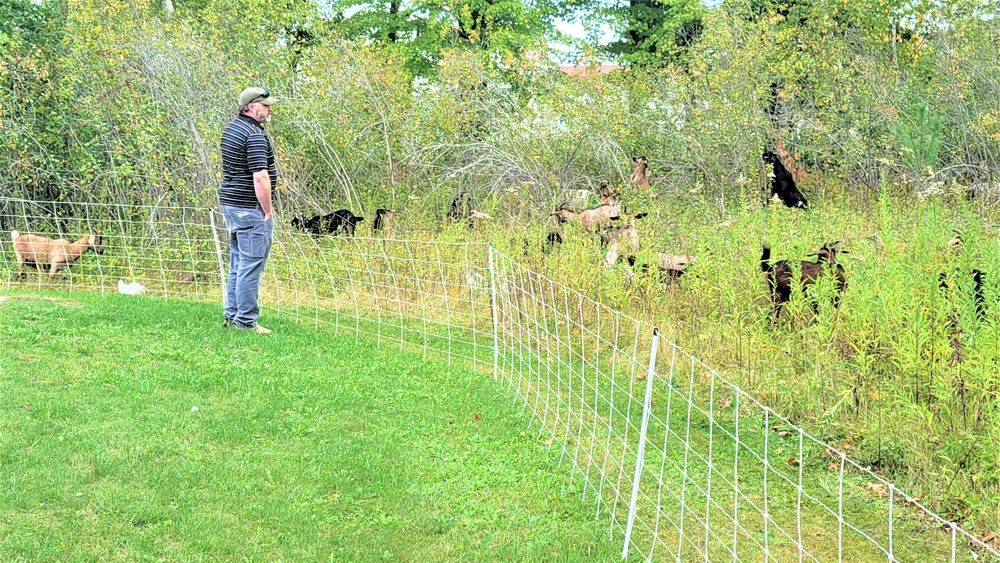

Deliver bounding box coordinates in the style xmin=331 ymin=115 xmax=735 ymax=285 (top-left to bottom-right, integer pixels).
xmin=238 ymin=87 xmax=275 ymax=107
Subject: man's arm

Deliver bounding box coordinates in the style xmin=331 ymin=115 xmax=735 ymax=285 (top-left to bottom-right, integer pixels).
xmin=253 ymin=169 xmax=272 ymax=220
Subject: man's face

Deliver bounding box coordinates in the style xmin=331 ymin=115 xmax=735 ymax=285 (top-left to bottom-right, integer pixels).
xmin=249 ymin=102 xmax=272 ymax=124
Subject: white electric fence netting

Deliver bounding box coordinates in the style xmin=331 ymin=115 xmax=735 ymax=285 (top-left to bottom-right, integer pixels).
xmin=1 ymin=197 xmax=997 ymax=562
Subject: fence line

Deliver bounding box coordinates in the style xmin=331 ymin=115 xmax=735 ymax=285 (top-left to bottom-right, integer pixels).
xmin=1 ymin=196 xmax=997 ymax=562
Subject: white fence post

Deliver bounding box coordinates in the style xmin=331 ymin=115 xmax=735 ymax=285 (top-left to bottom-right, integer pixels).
xmin=487 ymin=244 xmax=500 ymax=381
xmin=622 ymin=327 xmax=660 ymax=559
xmin=209 ymin=210 xmax=227 ymax=309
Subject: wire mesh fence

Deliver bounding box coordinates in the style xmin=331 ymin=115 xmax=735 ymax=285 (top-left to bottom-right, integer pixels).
xmin=2 ymin=196 xmax=998 ymax=562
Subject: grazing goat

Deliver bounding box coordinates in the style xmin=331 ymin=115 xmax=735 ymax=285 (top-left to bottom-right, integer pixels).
xmin=11 ymin=231 xmax=104 ymax=275
xmin=447 ymin=192 xmax=469 ymax=222
xmin=938 ymin=232 xmax=987 ymax=321
xmin=761 ymin=242 xmax=847 ymax=317
xmin=542 ymin=231 xmax=562 ymax=254
xmin=627 ymin=253 xmax=695 ymax=282
xmin=762 ymin=150 xmax=808 ymax=209
xmin=446 ymin=192 xmax=490 ymax=227
xmin=292 ymin=209 xmax=365 ymax=236
xmin=552 ymin=200 xmax=622 ymax=230
xmin=600 ymin=212 xmax=648 ymax=267
xmin=631 ymin=156 xmax=651 ymax=190
xmin=373 ymin=208 xmax=397 ymax=235
xmin=598 ymin=182 xmax=616 ymax=205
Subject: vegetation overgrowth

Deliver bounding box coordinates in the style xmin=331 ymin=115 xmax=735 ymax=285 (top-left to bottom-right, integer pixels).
xmin=2 ymin=0 xmax=999 ymax=538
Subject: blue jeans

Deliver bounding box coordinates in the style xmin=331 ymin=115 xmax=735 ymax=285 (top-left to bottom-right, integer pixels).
xmin=221 ymin=204 xmax=273 ymax=327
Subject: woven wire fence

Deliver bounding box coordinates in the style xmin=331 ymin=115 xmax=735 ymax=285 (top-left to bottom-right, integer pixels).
xmin=2 ymin=196 xmax=998 ymax=562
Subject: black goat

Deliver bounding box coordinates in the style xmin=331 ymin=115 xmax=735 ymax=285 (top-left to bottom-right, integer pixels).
xmin=291 ymin=209 xmax=365 ymax=236
xmin=542 ymin=231 xmax=562 ymax=254
xmin=938 ymin=233 xmax=987 ymax=321
xmin=938 ymin=269 xmax=986 ymax=321
xmin=447 ymin=192 xmax=469 ymax=222
xmin=762 ymin=150 xmax=808 ymax=209
xmin=761 ymin=242 xmax=847 ymax=317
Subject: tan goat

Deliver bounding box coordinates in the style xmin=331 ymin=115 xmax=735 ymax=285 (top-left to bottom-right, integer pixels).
xmin=631 ymin=156 xmax=651 ymax=190
xmin=552 ymin=199 xmax=622 ymax=230
xmin=598 ymin=182 xmax=616 ymax=205
xmin=11 ymin=231 xmax=104 ymax=275
xmin=601 ymin=212 xmax=648 ymax=267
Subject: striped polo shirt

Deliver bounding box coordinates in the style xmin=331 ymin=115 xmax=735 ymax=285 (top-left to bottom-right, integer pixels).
xmin=219 ymin=114 xmax=278 ymax=208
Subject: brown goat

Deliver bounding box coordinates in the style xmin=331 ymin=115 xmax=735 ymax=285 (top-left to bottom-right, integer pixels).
xmin=598 ymin=182 xmax=616 ymax=205
xmin=631 ymin=156 xmax=651 ymax=190
xmin=761 ymin=242 xmax=847 ymax=317
xmin=373 ymin=208 xmax=397 ymax=235
xmin=11 ymin=231 xmax=104 ymax=275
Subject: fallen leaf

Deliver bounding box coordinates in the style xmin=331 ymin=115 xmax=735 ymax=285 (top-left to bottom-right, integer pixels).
xmin=473 ymin=413 xmax=481 ymax=421
xmin=972 ymin=532 xmax=999 ymax=549
xmin=785 ymin=456 xmax=800 ymax=467
xmin=865 ymin=482 xmax=888 ymax=497
xmin=718 ymin=398 xmax=732 ymax=408
xmin=543 ymin=438 xmax=553 ymax=446
xmin=827 ymin=461 xmax=840 ymax=471
xmin=778 ymin=430 xmax=792 ymax=437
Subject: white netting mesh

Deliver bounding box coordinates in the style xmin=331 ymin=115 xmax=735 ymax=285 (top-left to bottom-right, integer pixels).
xmin=2 ymin=196 xmax=997 ymax=562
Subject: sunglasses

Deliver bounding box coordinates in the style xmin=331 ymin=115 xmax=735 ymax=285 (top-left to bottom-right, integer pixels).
xmin=249 ymin=90 xmax=270 ymax=104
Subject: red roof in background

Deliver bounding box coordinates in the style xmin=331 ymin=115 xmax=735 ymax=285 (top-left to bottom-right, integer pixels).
xmin=558 ymin=64 xmax=625 ymax=76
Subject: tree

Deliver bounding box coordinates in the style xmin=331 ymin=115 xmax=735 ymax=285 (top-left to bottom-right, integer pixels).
xmin=604 ymin=0 xmax=707 ymax=66
xmin=330 ymin=0 xmax=596 ymax=75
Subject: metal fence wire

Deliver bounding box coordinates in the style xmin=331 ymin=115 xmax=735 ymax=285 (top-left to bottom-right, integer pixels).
xmin=2 ymin=197 xmax=998 ymax=562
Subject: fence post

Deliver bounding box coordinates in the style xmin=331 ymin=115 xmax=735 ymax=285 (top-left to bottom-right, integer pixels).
xmin=209 ymin=210 xmax=227 ymax=309
xmin=622 ymin=327 xmax=660 ymax=559
xmin=487 ymin=244 xmax=500 ymax=381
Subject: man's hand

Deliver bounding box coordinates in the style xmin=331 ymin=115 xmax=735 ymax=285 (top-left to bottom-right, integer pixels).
xmin=253 ymin=169 xmax=273 ymax=220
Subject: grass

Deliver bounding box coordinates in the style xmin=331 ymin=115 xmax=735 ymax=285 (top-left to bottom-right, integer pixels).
xmin=0 ymin=292 xmax=618 ymax=561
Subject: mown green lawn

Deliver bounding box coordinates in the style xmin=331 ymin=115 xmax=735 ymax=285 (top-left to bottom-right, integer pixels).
xmin=0 ymin=292 xmax=617 ymax=561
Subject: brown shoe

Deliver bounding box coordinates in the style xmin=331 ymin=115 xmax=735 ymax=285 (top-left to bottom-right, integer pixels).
xmin=234 ymin=323 xmax=271 ymax=334
xmin=222 ymin=318 xmax=233 ymax=328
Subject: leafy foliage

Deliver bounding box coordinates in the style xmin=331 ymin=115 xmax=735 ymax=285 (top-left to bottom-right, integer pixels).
xmin=604 ymin=0 xmax=708 ymax=66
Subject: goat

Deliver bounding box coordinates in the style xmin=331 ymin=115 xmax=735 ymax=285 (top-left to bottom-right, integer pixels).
xmin=447 ymin=192 xmax=469 ymax=222
xmin=938 ymin=232 xmax=987 ymax=321
xmin=627 ymin=253 xmax=696 ymax=282
xmin=761 ymin=242 xmax=847 ymax=317
xmin=292 ymin=209 xmax=365 ymax=236
xmin=598 ymin=182 xmax=616 ymax=205
xmin=372 ymin=208 xmax=397 ymax=235
xmin=762 ymin=150 xmax=808 ymax=209
xmin=542 ymin=231 xmax=562 ymax=254
xmin=600 ymin=212 xmax=648 ymax=267
xmin=446 ymin=192 xmax=490 ymax=228
xmin=11 ymin=231 xmax=104 ymax=275
xmin=552 ymin=200 xmax=622 ymax=230
xmin=631 ymin=156 xmax=651 ymax=190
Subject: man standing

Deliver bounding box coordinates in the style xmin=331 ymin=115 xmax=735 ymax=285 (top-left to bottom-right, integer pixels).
xmin=219 ymin=87 xmax=277 ymax=334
